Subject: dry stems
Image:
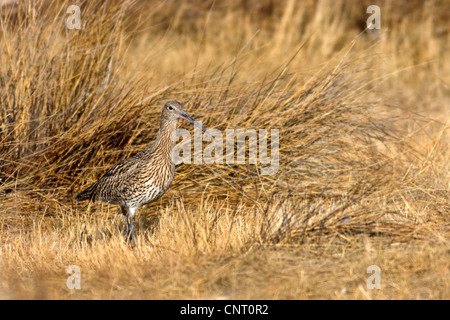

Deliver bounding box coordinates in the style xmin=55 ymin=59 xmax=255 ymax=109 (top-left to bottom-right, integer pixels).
xmin=0 ymin=0 xmax=448 ymax=299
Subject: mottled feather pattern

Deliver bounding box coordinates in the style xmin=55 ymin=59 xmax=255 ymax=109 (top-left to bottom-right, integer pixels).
xmin=76 ymin=101 xmax=182 ymax=209
xmin=75 ymin=101 xmax=201 ymax=244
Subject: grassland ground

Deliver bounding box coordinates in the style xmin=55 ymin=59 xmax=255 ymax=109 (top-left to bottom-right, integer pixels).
xmin=0 ymin=0 xmax=449 ymax=299
xmin=1 ymin=199 xmax=448 ymax=299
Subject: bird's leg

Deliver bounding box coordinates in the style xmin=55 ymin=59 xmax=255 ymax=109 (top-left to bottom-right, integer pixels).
xmin=121 ymin=206 xmax=130 ymax=240
xmin=128 ymin=215 xmax=137 ymax=246
xmin=121 ymin=206 xmax=137 ymax=246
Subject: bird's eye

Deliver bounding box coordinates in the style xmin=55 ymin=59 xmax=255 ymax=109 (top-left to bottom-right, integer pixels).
xmin=168 ymin=106 xmax=173 ymax=110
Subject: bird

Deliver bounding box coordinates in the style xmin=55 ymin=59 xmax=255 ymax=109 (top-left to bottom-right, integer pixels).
xmin=75 ymin=101 xmax=205 ymax=244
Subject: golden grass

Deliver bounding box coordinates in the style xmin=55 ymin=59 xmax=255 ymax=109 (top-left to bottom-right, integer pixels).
xmin=0 ymin=0 xmax=449 ymax=299
xmin=1 ymin=198 xmax=448 ymax=299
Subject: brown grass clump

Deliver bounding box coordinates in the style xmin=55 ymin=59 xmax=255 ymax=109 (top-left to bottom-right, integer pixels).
xmin=0 ymin=0 xmax=448 ymax=299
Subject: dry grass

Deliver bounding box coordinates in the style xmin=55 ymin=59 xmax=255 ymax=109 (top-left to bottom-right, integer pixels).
xmin=0 ymin=0 xmax=449 ymax=299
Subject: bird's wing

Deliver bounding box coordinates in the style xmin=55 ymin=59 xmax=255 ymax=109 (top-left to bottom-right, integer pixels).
xmin=99 ymin=153 xmax=143 ymax=179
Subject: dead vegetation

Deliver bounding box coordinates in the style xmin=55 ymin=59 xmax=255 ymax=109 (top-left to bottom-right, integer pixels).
xmin=0 ymin=0 xmax=448 ymax=299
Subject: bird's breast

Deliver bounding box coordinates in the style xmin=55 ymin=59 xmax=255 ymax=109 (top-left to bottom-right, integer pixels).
xmin=136 ymin=158 xmax=174 ymax=202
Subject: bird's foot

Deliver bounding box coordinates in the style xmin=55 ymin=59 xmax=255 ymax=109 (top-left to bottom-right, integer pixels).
xmin=123 ymin=224 xmax=137 ymax=247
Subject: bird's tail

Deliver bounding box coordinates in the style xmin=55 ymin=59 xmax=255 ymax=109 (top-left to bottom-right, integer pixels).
xmin=75 ymin=183 xmax=97 ymax=201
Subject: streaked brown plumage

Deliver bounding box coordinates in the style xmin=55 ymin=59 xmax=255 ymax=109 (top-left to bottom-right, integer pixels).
xmin=75 ymin=101 xmax=205 ymax=244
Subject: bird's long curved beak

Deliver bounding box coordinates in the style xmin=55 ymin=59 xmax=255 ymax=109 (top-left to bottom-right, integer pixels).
xmin=179 ymin=111 xmax=206 ymax=132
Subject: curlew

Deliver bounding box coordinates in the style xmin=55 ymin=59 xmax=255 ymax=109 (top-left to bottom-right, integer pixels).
xmin=75 ymin=101 xmax=205 ymax=244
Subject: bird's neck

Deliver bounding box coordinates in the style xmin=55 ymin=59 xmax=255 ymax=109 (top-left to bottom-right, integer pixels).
xmin=147 ymin=118 xmax=179 ymax=159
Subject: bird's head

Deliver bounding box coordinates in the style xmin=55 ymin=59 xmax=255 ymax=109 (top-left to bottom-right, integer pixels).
xmin=162 ymin=100 xmax=206 ymax=132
